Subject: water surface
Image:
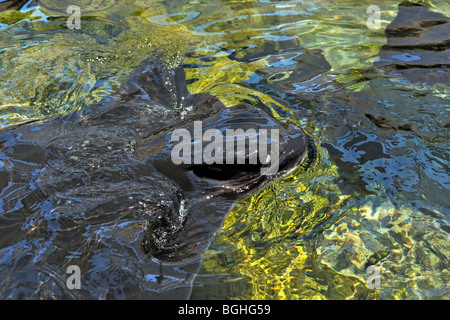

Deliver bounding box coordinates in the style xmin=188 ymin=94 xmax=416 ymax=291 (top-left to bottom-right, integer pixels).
xmin=0 ymin=0 xmax=448 ymax=299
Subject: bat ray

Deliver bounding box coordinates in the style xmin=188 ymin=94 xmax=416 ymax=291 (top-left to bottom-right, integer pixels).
xmin=374 ymin=1 xmax=449 ymax=85
xmin=0 ymin=57 xmax=309 ymax=299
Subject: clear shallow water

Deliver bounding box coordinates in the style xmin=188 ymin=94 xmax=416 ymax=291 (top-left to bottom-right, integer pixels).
xmin=0 ymin=0 xmax=449 ymax=299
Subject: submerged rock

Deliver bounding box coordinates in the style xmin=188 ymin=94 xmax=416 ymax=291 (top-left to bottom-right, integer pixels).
xmin=375 ymin=1 xmax=450 ymax=85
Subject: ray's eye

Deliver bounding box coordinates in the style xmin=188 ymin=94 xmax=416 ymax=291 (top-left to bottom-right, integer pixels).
xmin=267 ymin=71 xmax=292 ymax=83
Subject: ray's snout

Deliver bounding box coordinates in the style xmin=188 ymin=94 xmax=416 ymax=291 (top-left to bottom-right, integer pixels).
xmin=152 ymin=103 xmax=308 ymax=194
